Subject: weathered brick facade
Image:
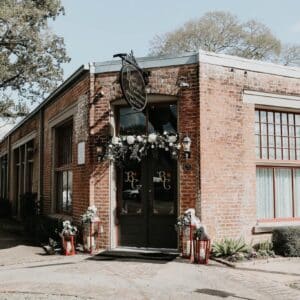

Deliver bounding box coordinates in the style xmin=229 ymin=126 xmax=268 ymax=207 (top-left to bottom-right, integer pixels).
xmin=199 ymin=61 xmax=300 ymax=242
xmin=0 ymin=51 xmax=299 ymax=249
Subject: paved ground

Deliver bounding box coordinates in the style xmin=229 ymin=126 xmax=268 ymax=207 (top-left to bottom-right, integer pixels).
xmin=0 ymin=226 xmax=299 ymax=299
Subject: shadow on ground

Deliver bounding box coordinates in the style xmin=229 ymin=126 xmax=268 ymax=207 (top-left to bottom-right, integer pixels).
xmin=0 ymin=217 xmax=33 ymax=250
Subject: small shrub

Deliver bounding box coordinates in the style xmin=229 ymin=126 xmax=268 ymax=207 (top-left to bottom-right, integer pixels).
xmin=253 ymin=240 xmax=273 ymax=252
xmin=212 ymin=238 xmax=249 ymax=258
xmin=272 ymin=227 xmax=300 ymax=257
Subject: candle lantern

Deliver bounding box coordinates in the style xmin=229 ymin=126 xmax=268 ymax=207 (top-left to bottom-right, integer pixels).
xmin=62 ymin=235 xmax=76 ymax=256
xmin=82 ymin=217 xmax=100 ymax=254
xmin=60 ymin=220 xmax=77 ymax=256
xmin=81 ymin=205 xmax=100 ymax=254
xmin=180 ymin=224 xmax=196 ymax=258
xmin=192 ymin=227 xmax=210 ymax=264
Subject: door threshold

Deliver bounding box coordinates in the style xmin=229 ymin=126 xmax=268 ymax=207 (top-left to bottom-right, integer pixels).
xmin=113 ymin=246 xmax=179 ymax=255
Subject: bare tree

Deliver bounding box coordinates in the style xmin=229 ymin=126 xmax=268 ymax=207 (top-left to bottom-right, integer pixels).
xmin=277 ymin=44 xmax=300 ymax=66
xmin=149 ymin=11 xmax=288 ymax=64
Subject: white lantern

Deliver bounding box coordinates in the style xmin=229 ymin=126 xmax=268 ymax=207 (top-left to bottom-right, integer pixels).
xmin=126 ymin=135 xmax=135 ymax=145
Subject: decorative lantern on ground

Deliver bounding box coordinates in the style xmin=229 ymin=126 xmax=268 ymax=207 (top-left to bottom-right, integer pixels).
xmin=81 ymin=205 xmax=100 ymax=254
xmin=176 ymin=212 xmax=193 ymax=258
xmin=192 ymin=227 xmax=210 ymax=264
xmin=60 ymin=220 xmax=77 ymax=256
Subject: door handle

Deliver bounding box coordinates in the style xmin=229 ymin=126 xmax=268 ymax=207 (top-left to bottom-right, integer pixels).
xmin=148 ymin=189 xmax=152 ymax=193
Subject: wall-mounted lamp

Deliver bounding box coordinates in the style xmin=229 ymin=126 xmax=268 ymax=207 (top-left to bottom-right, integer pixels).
xmin=93 ymin=87 xmax=105 ymax=103
xmin=182 ymin=136 xmax=191 ymax=159
xmin=177 ymin=76 xmax=190 ymax=88
xmin=95 ymin=140 xmax=106 ymax=162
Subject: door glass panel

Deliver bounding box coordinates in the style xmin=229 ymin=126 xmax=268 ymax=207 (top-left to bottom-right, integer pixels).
xmin=120 ymin=162 xmax=142 ymax=215
xmin=119 ymin=107 xmax=146 ymax=135
xmin=152 ymin=150 xmax=176 ymax=215
xmin=148 ymin=104 xmax=177 ymax=134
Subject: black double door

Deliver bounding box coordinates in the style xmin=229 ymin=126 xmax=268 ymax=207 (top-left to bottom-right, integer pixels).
xmin=118 ymin=150 xmax=178 ymax=249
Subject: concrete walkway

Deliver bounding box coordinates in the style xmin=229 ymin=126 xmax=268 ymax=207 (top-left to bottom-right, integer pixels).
xmin=0 ymin=223 xmax=299 ymax=299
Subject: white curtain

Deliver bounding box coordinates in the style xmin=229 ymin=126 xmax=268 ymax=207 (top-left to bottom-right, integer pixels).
xmin=256 ymin=168 xmax=274 ymax=219
xmin=275 ymin=169 xmax=292 ymax=218
xmin=294 ymin=169 xmax=300 ymax=217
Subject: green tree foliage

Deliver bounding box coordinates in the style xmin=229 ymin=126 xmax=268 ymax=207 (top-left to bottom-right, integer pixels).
xmin=0 ymin=0 xmax=70 ymax=119
xmin=149 ymin=11 xmax=300 ymax=66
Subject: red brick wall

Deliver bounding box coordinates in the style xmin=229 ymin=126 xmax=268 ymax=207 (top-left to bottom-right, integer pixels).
xmin=43 ymin=74 xmax=90 ymax=221
xmin=199 ymin=62 xmax=300 ymax=241
xmin=10 ymin=115 xmax=39 ymax=145
xmin=91 ymin=64 xmax=200 ymax=248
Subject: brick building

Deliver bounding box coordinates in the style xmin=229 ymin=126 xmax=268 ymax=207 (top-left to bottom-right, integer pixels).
xmin=0 ymin=50 xmax=299 ymax=249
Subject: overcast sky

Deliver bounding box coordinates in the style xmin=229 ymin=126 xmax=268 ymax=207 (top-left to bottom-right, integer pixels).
xmin=50 ymin=0 xmax=300 ymax=79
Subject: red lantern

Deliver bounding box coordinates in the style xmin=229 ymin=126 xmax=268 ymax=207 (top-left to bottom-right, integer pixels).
xmin=62 ymin=235 xmax=76 ymax=256
xmin=192 ymin=238 xmax=210 ymax=264
xmin=180 ymin=225 xmax=196 ymax=259
xmin=82 ymin=219 xmax=100 ymax=254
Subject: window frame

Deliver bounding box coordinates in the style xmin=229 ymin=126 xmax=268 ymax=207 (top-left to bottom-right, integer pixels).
xmin=115 ymin=102 xmax=178 ymax=135
xmin=256 ymin=165 xmax=300 ymax=222
xmin=255 ymin=109 xmax=300 ymax=161
xmin=0 ymin=155 xmax=8 ymax=200
xmin=54 ymin=119 xmax=73 ymax=215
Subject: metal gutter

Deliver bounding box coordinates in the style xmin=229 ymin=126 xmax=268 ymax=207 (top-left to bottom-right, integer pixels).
xmin=2 ymin=64 xmax=89 ymax=141
xmin=199 ymin=50 xmax=300 ymax=79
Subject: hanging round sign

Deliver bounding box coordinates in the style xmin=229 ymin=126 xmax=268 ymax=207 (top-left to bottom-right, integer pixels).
xmin=120 ymin=63 xmax=147 ymax=111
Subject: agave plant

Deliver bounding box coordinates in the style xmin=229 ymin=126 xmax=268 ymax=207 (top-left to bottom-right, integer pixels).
xmin=212 ymin=238 xmax=250 ymax=258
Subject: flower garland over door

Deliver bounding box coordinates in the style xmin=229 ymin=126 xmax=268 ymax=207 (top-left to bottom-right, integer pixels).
xmin=104 ymin=103 xmax=189 ymax=164
xmin=107 ymin=131 xmax=181 ymax=163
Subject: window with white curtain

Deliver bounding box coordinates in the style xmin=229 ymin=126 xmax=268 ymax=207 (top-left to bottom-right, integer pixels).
xmin=256 ymin=167 xmax=300 ymax=219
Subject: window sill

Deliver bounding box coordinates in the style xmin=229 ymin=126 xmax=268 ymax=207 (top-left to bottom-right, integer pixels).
xmin=253 ymin=221 xmax=300 ymax=234
xmin=256 ymin=160 xmax=300 ymax=167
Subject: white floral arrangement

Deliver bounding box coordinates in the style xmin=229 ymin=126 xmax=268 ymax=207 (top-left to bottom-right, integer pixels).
xmin=107 ymin=131 xmax=181 ymax=163
xmin=81 ymin=205 xmax=99 ymax=223
xmin=61 ymin=220 xmax=78 ymax=237
xmin=175 ymin=212 xmax=191 ymax=232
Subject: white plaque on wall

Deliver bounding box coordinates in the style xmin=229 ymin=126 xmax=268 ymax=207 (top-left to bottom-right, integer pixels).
xmin=77 ymin=141 xmax=85 ymax=165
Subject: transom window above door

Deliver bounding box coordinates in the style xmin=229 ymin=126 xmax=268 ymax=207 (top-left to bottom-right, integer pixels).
xmin=118 ymin=103 xmax=177 ymax=135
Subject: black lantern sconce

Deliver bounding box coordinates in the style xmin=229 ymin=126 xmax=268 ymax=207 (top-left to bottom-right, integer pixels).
xmin=182 ymin=135 xmax=191 ymax=159
xmin=95 ymin=138 xmax=106 ymax=162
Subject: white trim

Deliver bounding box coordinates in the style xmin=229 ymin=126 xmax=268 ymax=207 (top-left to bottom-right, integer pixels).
xmin=243 ymin=90 xmax=300 ymax=109
xmin=93 ymin=52 xmax=198 ymax=74
xmin=253 ymin=221 xmax=300 ymax=233
xmin=0 ymin=151 xmax=7 ymax=158
xmin=49 ymin=106 xmax=76 ymax=214
xmin=111 ymin=94 xmax=178 ymax=106
xmin=256 ymin=160 xmax=300 ymax=167
xmin=48 ymin=102 xmax=77 ymax=128
xmin=11 ymin=131 xmax=36 ymax=150
xmin=199 ymin=50 xmax=300 ymax=79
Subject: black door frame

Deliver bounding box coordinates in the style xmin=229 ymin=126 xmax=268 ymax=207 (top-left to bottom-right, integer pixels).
xmin=116 ymin=153 xmax=178 ymax=249
xmin=113 ymin=100 xmax=179 ymax=249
